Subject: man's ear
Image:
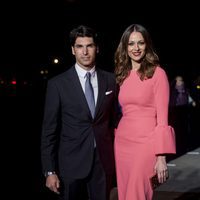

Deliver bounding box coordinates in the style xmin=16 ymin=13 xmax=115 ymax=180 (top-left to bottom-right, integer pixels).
xmin=72 ymin=46 xmax=75 ymax=55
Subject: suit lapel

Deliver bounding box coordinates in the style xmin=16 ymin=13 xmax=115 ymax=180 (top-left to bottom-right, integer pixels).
xmin=69 ymin=67 xmax=107 ymax=119
xmin=70 ymin=67 xmax=93 ymax=118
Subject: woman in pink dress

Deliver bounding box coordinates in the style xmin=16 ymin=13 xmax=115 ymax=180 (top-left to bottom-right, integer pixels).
xmin=114 ymin=24 xmax=176 ymax=200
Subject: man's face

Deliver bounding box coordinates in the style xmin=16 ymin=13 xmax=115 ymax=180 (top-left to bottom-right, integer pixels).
xmin=72 ymin=37 xmax=98 ymax=70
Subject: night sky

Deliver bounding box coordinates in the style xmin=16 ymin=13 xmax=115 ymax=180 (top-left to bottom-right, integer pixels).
xmin=1 ymin=0 xmax=199 ymax=82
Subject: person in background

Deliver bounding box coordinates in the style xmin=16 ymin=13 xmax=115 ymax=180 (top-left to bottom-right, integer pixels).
xmin=169 ymin=75 xmax=196 ymax=107
xmin=114 ymin=24 xmax=176 ymax=200
xmin=41 ymin=25 xmax=117 ymax=200
xmin=169 ymin=75 xmax=196 ymax=155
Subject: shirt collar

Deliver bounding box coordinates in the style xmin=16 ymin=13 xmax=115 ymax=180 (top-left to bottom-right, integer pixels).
xmin=75 ymin=63 xmax=96 ymax=78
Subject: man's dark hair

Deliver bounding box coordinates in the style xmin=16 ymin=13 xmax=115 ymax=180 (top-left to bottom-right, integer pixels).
xmin=69 ymin=25 xmax=98 ymax=46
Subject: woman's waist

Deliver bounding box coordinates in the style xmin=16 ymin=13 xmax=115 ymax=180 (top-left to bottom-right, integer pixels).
xmin=117 ymin=116 xmax=156 ymax=133
xmin=123 ymin=111 xmax=156 ymax=118
xmin=120 ymin=113 xmax=156 ymax=123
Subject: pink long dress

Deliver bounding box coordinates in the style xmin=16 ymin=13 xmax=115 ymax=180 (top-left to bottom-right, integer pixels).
xmin=114 ymin=66 xmax=176 ymax=200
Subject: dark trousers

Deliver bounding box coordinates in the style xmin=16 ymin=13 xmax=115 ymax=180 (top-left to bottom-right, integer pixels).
xmin=58 ymin=149 xmax=112 ymax=200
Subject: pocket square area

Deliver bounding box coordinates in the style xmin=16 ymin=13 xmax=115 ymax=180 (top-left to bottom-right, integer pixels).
xmin=105 ymin=91 xmax=113 ymax=95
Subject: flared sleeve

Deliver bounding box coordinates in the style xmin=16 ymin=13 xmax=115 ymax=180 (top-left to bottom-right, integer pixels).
xmin=153 ymin=67 xmax=176 ymax=155
xmin=154 ymin=125 xmax=176 ymax=154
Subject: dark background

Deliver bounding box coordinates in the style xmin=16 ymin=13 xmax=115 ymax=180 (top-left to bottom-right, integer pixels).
xmin=1 ymin=0 xmax=200 ymax=78
xmin=1 ymin=0 xmax=199 ymax=199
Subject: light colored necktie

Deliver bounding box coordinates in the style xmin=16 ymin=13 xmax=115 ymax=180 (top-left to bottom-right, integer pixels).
xmin=85 ymin=72 xmax=95 ymax=118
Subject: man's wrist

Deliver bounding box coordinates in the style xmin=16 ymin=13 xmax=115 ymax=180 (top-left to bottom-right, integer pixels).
xmin=44 ymin=171 xmax=56 ymax=177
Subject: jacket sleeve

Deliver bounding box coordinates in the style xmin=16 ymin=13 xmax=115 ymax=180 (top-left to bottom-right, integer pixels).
xmin=153 ymin=68 xmax=176 ymax=155
xmin=41 ymin=79 xmax=60 ymax=173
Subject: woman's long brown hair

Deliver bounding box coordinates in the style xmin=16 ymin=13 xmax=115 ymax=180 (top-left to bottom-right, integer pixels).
xmin=115 ymin=24 xmax=160 ymax=85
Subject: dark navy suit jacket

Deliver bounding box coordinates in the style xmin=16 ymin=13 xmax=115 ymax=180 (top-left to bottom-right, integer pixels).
xmin=41 ymin=66 xmax=116 ymax=179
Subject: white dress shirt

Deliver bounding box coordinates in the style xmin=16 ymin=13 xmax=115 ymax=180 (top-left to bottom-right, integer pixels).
xmin=75 ymin=63 xmax=98 ymax=105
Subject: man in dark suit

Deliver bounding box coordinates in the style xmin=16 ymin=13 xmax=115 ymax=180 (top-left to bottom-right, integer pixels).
xmin=41 ymin=25 xmax=117 ymax=200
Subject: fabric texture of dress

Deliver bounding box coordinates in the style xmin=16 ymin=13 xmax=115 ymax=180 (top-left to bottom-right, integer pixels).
xmin=114 ymin=66 xmax=176 ymax=200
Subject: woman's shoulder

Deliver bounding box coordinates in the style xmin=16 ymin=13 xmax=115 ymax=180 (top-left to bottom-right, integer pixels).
xmin=151 ymin=66 xmax=169 ymax=85
xmin=155 ymin=65 xmax=166 ymax=74
xmin=154 ymin=65 xmax=167 ymax=78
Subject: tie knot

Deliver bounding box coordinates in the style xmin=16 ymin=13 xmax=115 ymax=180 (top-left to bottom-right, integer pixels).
xmin=86 ymin=72 xmax=91 ymax=79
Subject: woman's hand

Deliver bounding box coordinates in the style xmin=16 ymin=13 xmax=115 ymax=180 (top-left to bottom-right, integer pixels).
xmin=154 ymin=155 xmax=169 ymax=183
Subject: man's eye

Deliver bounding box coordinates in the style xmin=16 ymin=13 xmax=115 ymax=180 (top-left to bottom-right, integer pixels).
xmin=75 ymin=45 xmax=82 ymax=48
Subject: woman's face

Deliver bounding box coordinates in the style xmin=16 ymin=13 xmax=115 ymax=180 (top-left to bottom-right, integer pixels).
xmin=127 ymin=31 xmax=146 ymax=63
xmin=175 ymin=76 xmax=184 ymax=86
